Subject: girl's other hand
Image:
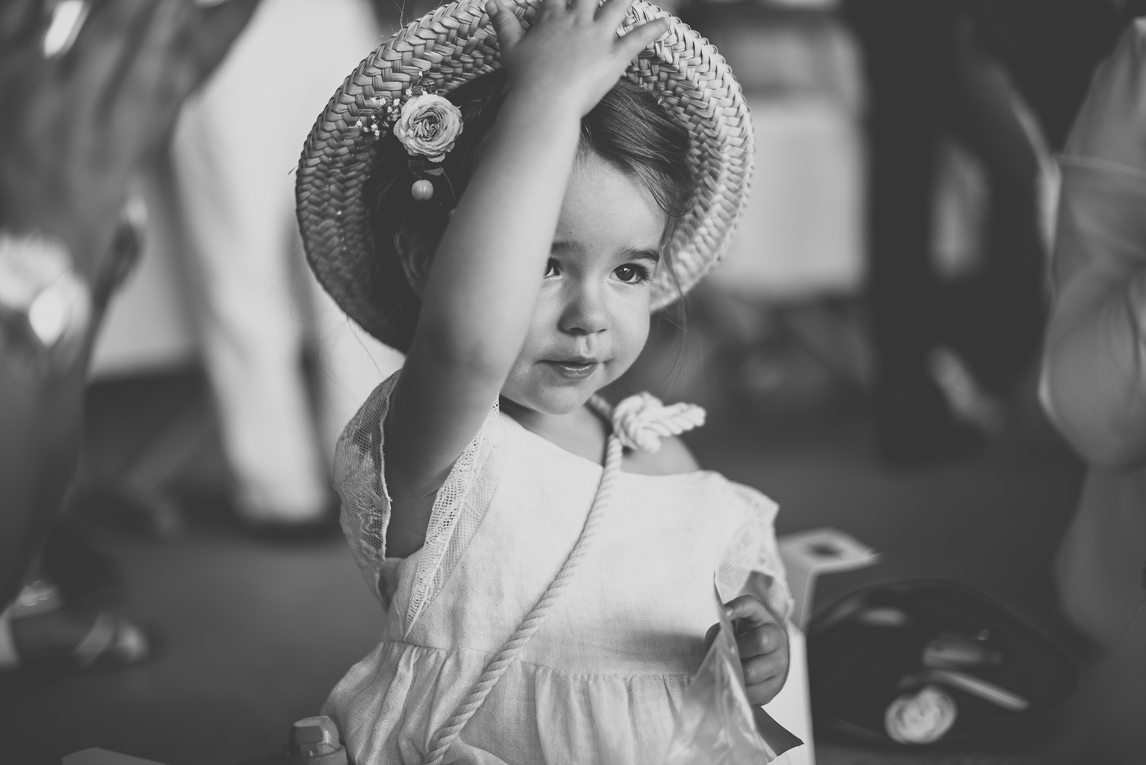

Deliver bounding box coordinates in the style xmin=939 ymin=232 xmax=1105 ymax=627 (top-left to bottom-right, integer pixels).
xmin=485 ymin=0 xmax=669 ymax=117
xmin=704 ymin=594 xmax=791 ymax=706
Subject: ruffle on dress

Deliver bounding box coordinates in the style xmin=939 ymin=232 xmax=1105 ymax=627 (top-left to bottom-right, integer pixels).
xmin=329 ymin=639 xmax=692 ymax=765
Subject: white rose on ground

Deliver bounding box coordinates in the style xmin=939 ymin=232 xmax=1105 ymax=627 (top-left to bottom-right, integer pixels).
xmin=885 ymin=685 xmax=958 ymax=744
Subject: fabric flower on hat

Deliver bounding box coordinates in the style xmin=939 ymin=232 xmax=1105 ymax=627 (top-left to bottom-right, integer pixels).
xmin=394 ymin=94 xmax=463 ymax=163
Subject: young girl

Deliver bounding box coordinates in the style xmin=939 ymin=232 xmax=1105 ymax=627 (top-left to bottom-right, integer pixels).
xmin=296 ymin=0 xmax=794 ymax=761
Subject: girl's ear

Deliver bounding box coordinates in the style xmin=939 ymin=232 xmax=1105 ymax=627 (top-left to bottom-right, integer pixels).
xmin=394 ymin=229 xmax=431 ymax=297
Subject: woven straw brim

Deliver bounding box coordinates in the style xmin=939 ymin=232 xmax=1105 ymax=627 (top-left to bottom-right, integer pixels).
xmin=297 ymin=0 xmax=752 ymax=351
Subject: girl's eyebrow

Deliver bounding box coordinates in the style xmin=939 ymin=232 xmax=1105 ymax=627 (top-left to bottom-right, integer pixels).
xmin=551 ymin=240 xmax=580 ymax=254
xmin=551 ymin=241 xmax=661 ymax=263
xmin=624 ymin=248 xmax=661 ymax=263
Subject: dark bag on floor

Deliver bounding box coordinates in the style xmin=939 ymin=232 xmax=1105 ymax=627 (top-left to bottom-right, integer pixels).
xmin=807 ymin=579 xmax=1078 ymax=749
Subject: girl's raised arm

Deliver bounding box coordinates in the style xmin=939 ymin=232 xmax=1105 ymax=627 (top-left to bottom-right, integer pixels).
xmin=383 ymin=0 xmax=668 ymax=557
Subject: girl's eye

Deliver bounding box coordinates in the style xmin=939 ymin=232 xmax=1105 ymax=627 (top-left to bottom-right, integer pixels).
xmin=544 ymin=259 xmax=559 ymax=278
xmin=614 ymin=264 xmax=651 ymax=284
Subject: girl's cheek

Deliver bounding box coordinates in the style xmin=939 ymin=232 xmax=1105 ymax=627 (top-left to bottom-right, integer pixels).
xmin=617 ymin=304 xmax=652 ymax=360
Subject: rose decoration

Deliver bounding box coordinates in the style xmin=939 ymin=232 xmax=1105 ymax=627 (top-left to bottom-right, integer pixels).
xmin=393 ymin=94 xmax=463 ymax=163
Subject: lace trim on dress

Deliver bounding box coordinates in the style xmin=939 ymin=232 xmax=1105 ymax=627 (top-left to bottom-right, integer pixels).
xmin=404 ymin=400 xmax=502 ymax=637
xmin=332 ymin=370 xmax=503 ymax=629
xmin=334 ymin=374 xmax=400 ymax=608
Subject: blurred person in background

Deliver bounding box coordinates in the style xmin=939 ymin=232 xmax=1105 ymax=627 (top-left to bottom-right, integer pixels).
xmin=168 ymin=0 xmax=404 ymax=532
xmin=0 ymin=0 xmax=255 ymax=673
xmin=843 ymin=0 xmax=1121 ymax=467
xmin=1041 ymin=18 xmax=1146 ymax=762
xmin=679 ymin=0 xmax=869 ymax=415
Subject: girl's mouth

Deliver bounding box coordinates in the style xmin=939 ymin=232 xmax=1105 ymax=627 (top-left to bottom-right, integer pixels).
xmin=543 ymin=360 xmax=599 ymax=379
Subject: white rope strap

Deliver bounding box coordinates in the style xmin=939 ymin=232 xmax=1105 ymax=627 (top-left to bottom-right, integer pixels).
xmin=424 ymin=434 xmax=624 ymax=765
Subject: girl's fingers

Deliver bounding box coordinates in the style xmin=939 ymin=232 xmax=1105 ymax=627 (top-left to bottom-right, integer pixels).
xmin=745 ymin=676 xmax=784 ymax=706
xmin=596 ymin=0 xmax=636 ymax=30
xmin=724 ymin=594 xmax=775 ymax=630
xmin=736 ymin=621 xmax=786 ymax=660
xmin=486 ymin=0 xmax=524 ymax=51
xmin=569 ymin=0 xmax=598 ymax=21
xmin=742 ymin=649 xmax=787 ymax=686
xmin=701 ymin=622 xmax=720 ymax=654
xmin=537 ymin=0 xmax=565 ymax=19
xmin=615 ymin=16 xmax=669 ymax=61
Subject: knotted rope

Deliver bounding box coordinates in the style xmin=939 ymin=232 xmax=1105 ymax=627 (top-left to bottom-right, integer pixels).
xmin=424 ymin=393 xmax=704 ymax=763
xmin=605 ymin=393 xmax=706 ymax=453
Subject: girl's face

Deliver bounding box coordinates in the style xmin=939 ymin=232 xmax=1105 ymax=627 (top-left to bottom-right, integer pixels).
xmin=501 ymin=151 xmax=666 ymax=415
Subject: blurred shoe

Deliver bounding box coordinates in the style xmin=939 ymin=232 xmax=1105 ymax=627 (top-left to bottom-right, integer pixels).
xmin=0 ymin=577 xmax=151 ymax=674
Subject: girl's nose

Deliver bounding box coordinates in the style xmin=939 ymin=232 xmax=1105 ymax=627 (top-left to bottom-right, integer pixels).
xmin=559 ymin=281 xmax=608 ymax=336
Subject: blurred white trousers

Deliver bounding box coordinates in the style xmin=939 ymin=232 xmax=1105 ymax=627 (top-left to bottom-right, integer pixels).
xmin=171 ymin=0 xmax=402 ymax=520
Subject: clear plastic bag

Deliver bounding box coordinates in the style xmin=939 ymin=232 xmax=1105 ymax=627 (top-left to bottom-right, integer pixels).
xmin=663 ymin=588 xmax=800 ymax=764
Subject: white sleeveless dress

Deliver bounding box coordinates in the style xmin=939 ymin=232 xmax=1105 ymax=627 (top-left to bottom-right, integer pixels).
xmin=325 ymin=371 xmax=793 ymax=765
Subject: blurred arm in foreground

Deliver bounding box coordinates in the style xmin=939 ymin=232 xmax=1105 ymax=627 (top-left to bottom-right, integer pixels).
xmin=0 ymin=0 xmax=257 ymax=612
xmin=1042 ymin=19 xmax=1146 ymax=765
xmin=1045 ymin=20 xmax=1146 ymax=469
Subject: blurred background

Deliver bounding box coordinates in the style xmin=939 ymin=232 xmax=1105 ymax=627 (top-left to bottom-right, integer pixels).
xmin=1 ymin=0 xmax=1143 ymax=763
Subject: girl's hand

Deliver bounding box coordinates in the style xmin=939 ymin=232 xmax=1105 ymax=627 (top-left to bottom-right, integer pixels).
xmin=704 ymin=594 xmax=791 ymax=706
xmin=486 ymin=0 xmax=669 ymax=117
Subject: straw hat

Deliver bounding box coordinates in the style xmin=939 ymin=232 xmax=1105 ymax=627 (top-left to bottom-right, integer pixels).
xmin=297 ymin=0 xmax=752 ymax=352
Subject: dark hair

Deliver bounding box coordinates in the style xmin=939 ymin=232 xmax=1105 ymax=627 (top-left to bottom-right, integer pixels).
xmin=365 ymin=71 xmax=695 ymax=298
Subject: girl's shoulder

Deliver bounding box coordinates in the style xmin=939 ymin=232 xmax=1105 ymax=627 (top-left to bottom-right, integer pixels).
xmin=621 ymin=434 xmax=701 ymax=476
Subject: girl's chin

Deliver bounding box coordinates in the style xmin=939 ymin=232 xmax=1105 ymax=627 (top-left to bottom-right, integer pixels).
xmin=501 ymin=386 xmax=597 ymax=417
